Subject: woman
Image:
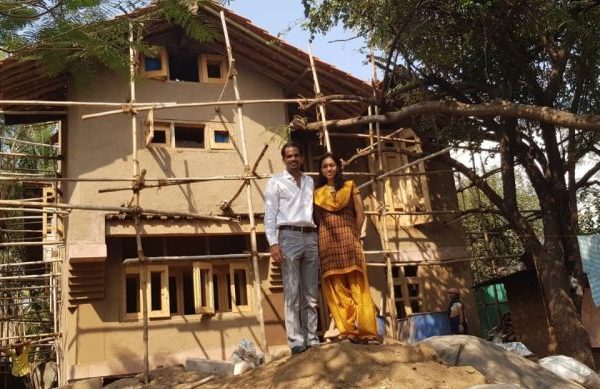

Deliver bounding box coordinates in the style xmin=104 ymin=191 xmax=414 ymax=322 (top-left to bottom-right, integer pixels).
xmin=314 ymin=153 xmax=378 ymax=343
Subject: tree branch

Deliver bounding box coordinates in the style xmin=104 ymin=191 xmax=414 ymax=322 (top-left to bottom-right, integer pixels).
xmin=290 ymin=99 xmax=600 ymax=132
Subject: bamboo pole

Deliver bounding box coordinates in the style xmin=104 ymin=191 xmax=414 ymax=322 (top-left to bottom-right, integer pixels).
xmin=0 ymin=110 xmax=66 ymax=115
xmin=367 ymin=50 xmax=398 ymax=338
xmin=0 ymin=274 xmax=58 ymax=281
xmin=0 ymin=174 xmax=270 ymax=183
xmin=0 ymin=259 xmax=62 ymax=268
xmin=0 ymin=241 xmax=63 ymax=247
xmin=80 ymin=97 xmax=369 ymax=120
xmin=0 ymin=207 xmax=68 ymax=215
xmin=0 ymin=200 xmax=237 ymax=222
xmin=128 ymin=22 xmax=149 ymax=385
xmin=220 ymin=10 xmax=268 ymax=357
xmin=0 ymin=216 xmax=43 ymax=221
xmin=0 ymin=152 xmax=61 ymax=160
xmin=0 ymin=137 xmax=59 ymax=148
xmin=307 ymin=44 xmax=332 ymax=153
xmin=358 ymin=146 xmax=453 ymax=190
xmin=122 ymin=252 xmax=268 ymax=264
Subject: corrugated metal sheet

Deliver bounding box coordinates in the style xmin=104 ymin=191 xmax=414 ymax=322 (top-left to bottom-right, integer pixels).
xmin=578 ymin=235 xmax=600 ymax=306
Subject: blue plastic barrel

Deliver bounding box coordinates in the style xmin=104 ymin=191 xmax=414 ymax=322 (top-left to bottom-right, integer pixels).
xmin=407 ymin=311 xmax=451 ymax=343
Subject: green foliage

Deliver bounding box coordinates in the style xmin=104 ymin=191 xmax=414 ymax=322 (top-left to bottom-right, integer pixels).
xmin=0 ymin=1 xmax=221 ymax=81
xmin=578 ymin=186 xmax=600 ymax=234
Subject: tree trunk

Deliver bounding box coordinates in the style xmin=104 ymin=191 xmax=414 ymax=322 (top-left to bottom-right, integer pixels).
xmin=529 ymin=235 xmax=595 ymax=368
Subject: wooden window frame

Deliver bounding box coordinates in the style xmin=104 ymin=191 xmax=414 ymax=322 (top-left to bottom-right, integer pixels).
xmin=200 ymin=54 xmax=228 ymax=84
xmin=121 ymin=267 xmax=143 ymax=321
xmin=193 ymin=262 xmax=215 ymax=314
xmin=229 ymin=263 xmax=253 ymax=312
xmin=121 ymin=265 xmax=169 ymax=321
xmin=141 ymin=47 xmax=168 ymax=80
xmin=207 ymin=122 xmax=234 ymax=150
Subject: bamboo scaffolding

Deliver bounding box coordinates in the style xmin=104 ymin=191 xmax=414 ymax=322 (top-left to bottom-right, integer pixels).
xmin=0 ymin=174 xmax=270 ymax=183
xmin=0 ymin=241 xmax=63 ymax=247
xmin=0 ymin=259 xmax=62 ymax=268
xmin=358 ymin=146 xmax=454 ymax=190
xmin=0 ymin=200 xmax=237 ymax=222
xmin=0 ymin=137 xmax=59 ymax=149
xmin=0 ymin=152 xmax=61 ymax=160
xmin=220 ymin=10 xmax=268 ymax=358
xmin=0 ymin=274 xmax=58 ymax=281
xmin=0 ymin=110 xmax=66 ymax=115
xmin=0 ymin=207 xmax=68 ymax=215
xmin=307 ymin=44 xmax=332 ymax=153
xmin=122 ymin=252 xmax=270 ymax=264
xmin=80 ymin=97 xmax=370 ymax=120
xmin=220 ymin=144 xmax=269 ymax=210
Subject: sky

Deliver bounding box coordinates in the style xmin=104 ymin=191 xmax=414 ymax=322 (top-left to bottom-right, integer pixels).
xmin=227 ymin=1 xmax=373 ymax=82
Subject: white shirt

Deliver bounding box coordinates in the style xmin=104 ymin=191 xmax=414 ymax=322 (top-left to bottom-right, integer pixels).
xmin=264 ymin=170 xmax=316 ymax=246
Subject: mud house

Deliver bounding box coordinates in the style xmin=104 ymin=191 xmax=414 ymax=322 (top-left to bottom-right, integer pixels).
xmin=0 ymin=4 xmax=479 ymax=384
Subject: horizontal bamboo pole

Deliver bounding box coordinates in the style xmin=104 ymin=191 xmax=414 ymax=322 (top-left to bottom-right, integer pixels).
xmin=0 ymin=174 xmax=270 ymax=184
xmin=0 ymin=332 xmax=60 ymax=342
xmin=0 ymin=241 xmax=63 ymax=247
xmin=0 ymin=273 xmax=59 ymax=281
xmin=0 ymin=99 xmax=172 ymax=108
xmin=0 ymin=136 xmax=59 ymax=148
xmin=81 ymin=97 xmax=370 ymax=120
xmin=0 ymin=200 xmax=238 ymax=222
xmin=0 ymin=110 xmax=66 ymax=115
xmin=0 ymin=259 xmax=62 ymax=268
xmin=122 ymin=252 xmax=271 ymax=264
xmin=0 ymin=285 xmax=55 ymax=292
xmin=0 ymin=152 xmax=61 ymax=160
xmin=0 ymin=216 xmax=43 ymax=221
xmin=0 ymin=207 xmax=69 ymax=215
xmin=358 ymin=146 xmax=453 ymax=190
xmin=0 ymin=228 xmax=43 ymax=230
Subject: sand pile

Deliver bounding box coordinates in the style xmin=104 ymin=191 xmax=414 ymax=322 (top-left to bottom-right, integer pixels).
xmin=204 ymin=341 xmax=486 ymax=389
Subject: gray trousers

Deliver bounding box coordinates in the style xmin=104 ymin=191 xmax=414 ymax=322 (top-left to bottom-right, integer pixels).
xmin=279 ymin=229 xmax=320 ymax=348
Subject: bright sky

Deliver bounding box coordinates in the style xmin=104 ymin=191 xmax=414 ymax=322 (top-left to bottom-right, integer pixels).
xmin=227 ymin=1 xmax=372 ymax=81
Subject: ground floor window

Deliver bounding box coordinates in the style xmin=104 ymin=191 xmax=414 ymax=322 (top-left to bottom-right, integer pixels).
xmin=121 ymin=261 xmax=252 ymax=320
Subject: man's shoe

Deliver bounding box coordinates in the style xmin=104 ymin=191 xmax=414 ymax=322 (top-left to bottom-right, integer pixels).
xmin=291 ymin=345 xmax=307 ymax=355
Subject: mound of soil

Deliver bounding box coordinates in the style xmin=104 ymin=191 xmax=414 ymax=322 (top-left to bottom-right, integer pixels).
xmin=204 ymin=341 xmax=486 ymax=389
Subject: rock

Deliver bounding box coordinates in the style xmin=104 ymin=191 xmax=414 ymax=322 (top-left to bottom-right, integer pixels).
xmin=419 ymin=335 xmax=584 ymax=389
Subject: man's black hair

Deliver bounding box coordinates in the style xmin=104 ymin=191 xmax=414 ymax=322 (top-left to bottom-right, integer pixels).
xmin=280 ymin=141 xmax=303 ymax=158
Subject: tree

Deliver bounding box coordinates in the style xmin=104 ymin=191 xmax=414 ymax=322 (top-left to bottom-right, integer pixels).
xmin=300 ymin=0 xmax=600 ymax=366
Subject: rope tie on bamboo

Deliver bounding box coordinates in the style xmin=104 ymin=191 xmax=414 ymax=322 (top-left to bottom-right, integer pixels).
xmin=121 ymin=103 xmax=137 ymax=115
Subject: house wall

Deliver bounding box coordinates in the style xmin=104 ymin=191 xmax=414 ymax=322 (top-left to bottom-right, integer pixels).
xmin=61 ymin=62 xmax=290 ymax=380
xmin=504 ymin=272 xmax=554 ymax=357
xmin=63 ymin=62 xmax=288 ymax=250
xmin=64 ymin=235 xmax=284 ymax=380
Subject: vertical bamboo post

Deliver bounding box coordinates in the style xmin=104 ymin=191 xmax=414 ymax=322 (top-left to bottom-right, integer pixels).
xmin=220 ymin=11 xmax=268 ymax=357
xmin=369 ymin=51 xmax=398 ymax=337
xmin=307 ymin=44 xmax=332 ymax=153
xmin=128 ymin=23 xmax=149 ymax=384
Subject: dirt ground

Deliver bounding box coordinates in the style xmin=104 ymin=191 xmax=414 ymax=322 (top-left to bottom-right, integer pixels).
xmin=203 ymin=341 xmax=487 ymax=389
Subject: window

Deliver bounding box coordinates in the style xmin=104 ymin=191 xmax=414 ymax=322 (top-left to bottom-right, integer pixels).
xmin=200 ymin=54 xmax=228 ymax=84
xmin=141 ymin=47 xmax=168 ymax=79
xmin=122 ymin=261 xmax=252 ymax=320
xmin=174 ymin=125 xmax=205 ymax=148
xmin=207 ymin=122 xmax=234 ymax=150
xmin=169 ymin=53 xmax=200 ymax=82
xmin=140 ymin=48 xmax=227 ymax=84
xmin=146 ymin=120 xmax=234 ymax=151
xmin=121 ymin=265 xmax=169 ymax=320
xmin=392 ymin=266 xmax=423 ymax=319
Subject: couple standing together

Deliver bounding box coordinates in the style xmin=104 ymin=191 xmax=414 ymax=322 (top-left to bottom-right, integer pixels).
xmin=264 ymin=142 xmax=378 ymax=355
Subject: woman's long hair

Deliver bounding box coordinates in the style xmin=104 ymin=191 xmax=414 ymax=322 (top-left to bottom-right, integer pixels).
xmin=316 ymin=153 xmax=345 ymax=190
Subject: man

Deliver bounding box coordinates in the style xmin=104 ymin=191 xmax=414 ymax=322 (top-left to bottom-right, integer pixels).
xmin=264 ymin=142 xmax=319 ymax=355
xmin=1 ymin=340 xmax=31 ymax=389
xmin=447 ymin=287 xmax=468 ymax=335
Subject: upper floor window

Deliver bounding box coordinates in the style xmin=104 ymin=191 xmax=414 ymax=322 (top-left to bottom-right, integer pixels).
xmin=140 ymin=46 xmax=227 ymax=84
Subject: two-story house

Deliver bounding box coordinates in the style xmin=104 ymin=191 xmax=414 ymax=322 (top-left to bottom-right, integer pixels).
xmin=0 ymin=3 xmax=478 ymax=384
